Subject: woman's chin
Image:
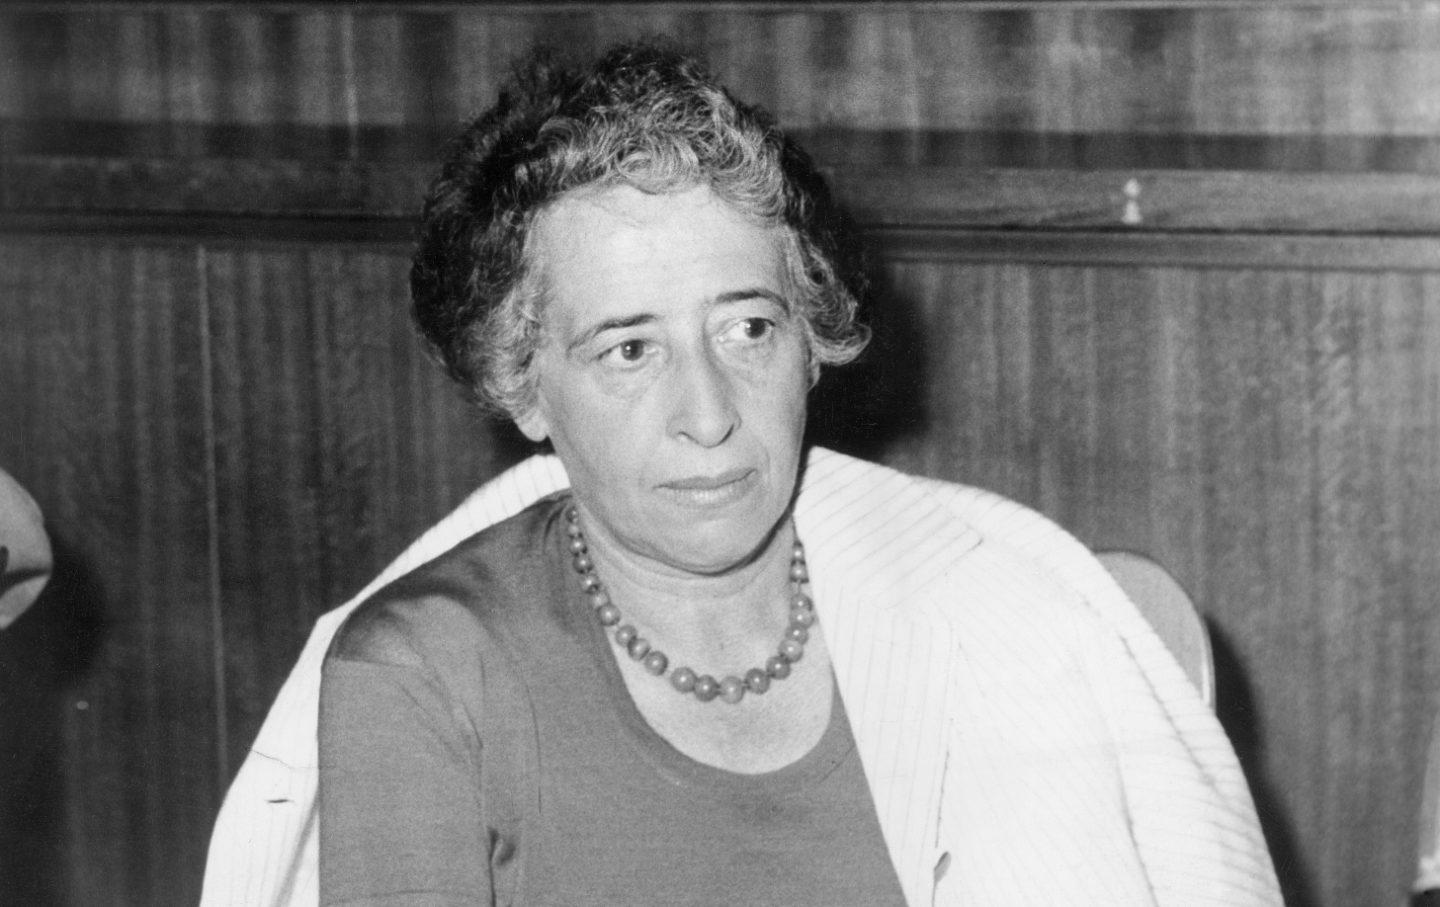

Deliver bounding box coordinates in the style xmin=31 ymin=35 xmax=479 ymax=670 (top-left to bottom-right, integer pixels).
xmin=640 ymin=512 xmax=790 ymax=578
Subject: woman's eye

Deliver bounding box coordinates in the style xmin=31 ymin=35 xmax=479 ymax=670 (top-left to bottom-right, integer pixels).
xmin=719 ymin=317 xmax=775 ymax=345
xmin=599 ymin=338 xmax=653 ymax=367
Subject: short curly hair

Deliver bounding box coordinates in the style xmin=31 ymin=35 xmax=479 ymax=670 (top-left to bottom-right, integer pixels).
xmin=411 ymin=40 xmax=870 ymax=419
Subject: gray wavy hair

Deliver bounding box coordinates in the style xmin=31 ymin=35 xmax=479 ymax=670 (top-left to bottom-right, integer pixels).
xmin=411 ymin=40 xmax=870 ymax=419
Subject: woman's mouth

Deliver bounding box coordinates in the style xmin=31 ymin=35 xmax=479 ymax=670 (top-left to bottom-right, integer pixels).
xmin=659 ymin=468 xmax=756 ymax=507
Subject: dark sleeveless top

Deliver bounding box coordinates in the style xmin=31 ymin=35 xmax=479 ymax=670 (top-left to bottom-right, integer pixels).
xmin=318 ymin=495 xmax=907 ymax=907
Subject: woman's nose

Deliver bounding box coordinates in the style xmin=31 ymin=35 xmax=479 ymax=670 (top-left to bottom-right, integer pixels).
xmin=666 ymin=350 xmax=738 ymax=447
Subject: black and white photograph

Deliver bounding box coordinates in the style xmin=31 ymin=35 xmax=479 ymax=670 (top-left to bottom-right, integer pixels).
xmin=2 ymin=3 xmax=1438 ymax=906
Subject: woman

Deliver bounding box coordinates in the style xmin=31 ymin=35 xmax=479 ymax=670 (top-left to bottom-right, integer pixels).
xmin=203 ymin=43 xmax=1281 ymax=907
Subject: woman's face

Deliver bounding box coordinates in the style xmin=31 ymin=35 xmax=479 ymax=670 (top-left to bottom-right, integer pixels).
xmin=517 ymin=184 xmax=810 ymax=577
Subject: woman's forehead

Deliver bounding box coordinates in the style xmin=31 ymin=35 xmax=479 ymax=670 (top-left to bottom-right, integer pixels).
xmin=529 ymin=185 xmax=790 ymax=334
xmin=536 ymin=183 xmax=765 ymax=241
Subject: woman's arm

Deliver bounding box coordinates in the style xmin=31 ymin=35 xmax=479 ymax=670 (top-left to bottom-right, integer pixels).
xmin=319 ymin=637 xmax=491 ymax=907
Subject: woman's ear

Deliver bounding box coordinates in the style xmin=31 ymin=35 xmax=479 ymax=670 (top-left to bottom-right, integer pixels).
xmin=515 ymin=406 xmax=550 ymax=443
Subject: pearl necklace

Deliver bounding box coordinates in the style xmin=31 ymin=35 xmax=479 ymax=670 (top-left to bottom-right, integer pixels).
xmin=564 ymin=505 xmax=815 ymax=705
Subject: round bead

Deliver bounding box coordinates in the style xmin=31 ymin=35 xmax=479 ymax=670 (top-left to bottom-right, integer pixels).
xmin=587 ymin=589 xmax=610 ymax=610
xmin=693 ymin=675 xmax=720 ymax=702
xmin=670 ymin=667 xmax=697 ymax=693
xmin=627 ymin=637 xmax=651 ymax=660
xmin=566 ymin=523 xmax=583 ymax=538
xmin=792 ymin=593 xmax=813 ymax=611
xmin=596 ymin=603 xmax=621 ymax=626
xmin=568 ymin=537 xmax=587 ymax=554
xmin=614 ymin=624 xmax=637 ymax=646
xmin=719 ymin=676 xmax=745 ymax=704
xmin=572 ymin=553 xmax=593 ymax=573
xmin=789 ymin=606 xmax=815 ymax=628
xmin=789 ymin=562 xmax=808 ymax=582
xmin=744 ymin=668 xmax=771 ymax=694
xmin=779 ymin=638 xmax=804 ymax=662
xmin=766 ymin=655 xmax=791 ymax=680
xmin=785 ymin=625 xmax=809 ymax=645
xmin=643 ymin=651 xmax=669 ymax=676
xmin=580 ymin=573 xmax=602 ymax=592
xmin=793 ymin=541 xmax=805 ymax=559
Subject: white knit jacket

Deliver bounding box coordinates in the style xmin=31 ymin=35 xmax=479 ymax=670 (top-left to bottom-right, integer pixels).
xmin=200 ymin=448 xmax=1282 ymax=907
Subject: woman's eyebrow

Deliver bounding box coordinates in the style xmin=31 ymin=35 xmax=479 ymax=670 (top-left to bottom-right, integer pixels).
xmin=714 ymin=287 xmax=790 ymax=312
xmin=567 ymin=313 xmax=656 ymax=353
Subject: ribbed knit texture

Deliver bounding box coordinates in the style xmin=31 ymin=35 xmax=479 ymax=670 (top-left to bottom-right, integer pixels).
xmin=201 ymin=448 xmax=1281 ymax=907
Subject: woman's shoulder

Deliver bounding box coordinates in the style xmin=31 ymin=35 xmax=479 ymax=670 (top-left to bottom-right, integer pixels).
xmin=804 ymin=449 xmax=1068 ymax=545
xmin=804 ymin=450 xmax=1190 ymax=694
xmin=800 ymin=448 xmax=1134 ymax=640
xmin=803 ymin=448 xmax=1107 ymax=593
xmin=327 ymin=494 xmax=565 ymax=668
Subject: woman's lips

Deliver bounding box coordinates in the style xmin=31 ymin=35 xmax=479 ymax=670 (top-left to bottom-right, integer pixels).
xmin=659 ymin=468 xmax=756 ymax=506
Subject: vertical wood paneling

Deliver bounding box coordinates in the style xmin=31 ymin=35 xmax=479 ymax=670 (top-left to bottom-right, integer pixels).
xmin=293 ymin=12 xmax=354 ymax=128
xmin=208 ymin=245 xmax=524 ymax=768
xmin=9 ymin=5 xmax=1440 ymax=138
xmin=163 ymin=9 xmax=207 ymax=125
xmin=208 ymin=247 xmax=329 ymax=759
xmin=7 ymin=235 xmax=1440 ymax=907
xmin=1148 ymin=268 xmax=1206 ymax=585
xmin=0 ymin=19 xmax=17 ymax=120
xmin=876 ymin=257 xmax=1440 ymax=907
xmin=0 ymin=239 xmax=220 ymax=907
xmin=64 ymin=11 xmax=123 ymax=121
xmin=0 ymin=241 xmax=66 ymax=907
xmin=1332 ymin=271 xmax=1440 ymax=900
xmin=115 ymin=13 xmax=164 ymax=123
xmin=352 ymin=12 xmax=407 ymax=127
xmin=301 ymin=247 xmax=517 ymax=559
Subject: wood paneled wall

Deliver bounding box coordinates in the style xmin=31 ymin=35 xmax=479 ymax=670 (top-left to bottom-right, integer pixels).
xmin=0 ymin=237 xmax=522 ymax=906
xmin=6 ymin=1 xmax=1440 ymax=137
xmin=9 ymin=232 xmax=1439 ymax=907
xmin=876 ymin=259 xmax=1440 ymax=907
xmin=3 ymin=4 xmax=1440 ymax=907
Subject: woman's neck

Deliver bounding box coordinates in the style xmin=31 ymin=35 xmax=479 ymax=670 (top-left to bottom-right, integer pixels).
xmin=569 ymin=502 xmax=799 ymax=668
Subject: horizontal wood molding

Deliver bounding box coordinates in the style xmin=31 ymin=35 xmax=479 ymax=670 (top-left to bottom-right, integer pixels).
xmin=7 ymin=125 xmax=1440 ymax=268
xmin=8 ymin=213 xmax=1440 ymax=273
xmin=3 ymin=2 xmax=1424 ymax=12
xmin=870 ymin=228 xmax=1440 ymax=272
xmin=0 ymin=212 xmax=418 ymax=245
xmin=13 ymin=159 xmax=1440 ymax=236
